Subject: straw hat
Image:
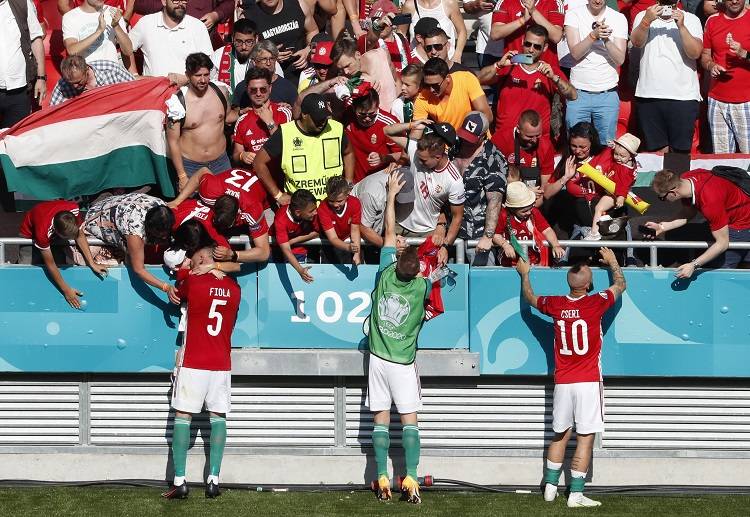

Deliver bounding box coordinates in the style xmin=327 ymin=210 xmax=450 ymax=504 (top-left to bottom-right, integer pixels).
xmin=504 ymin=181 xmax=536 ymax=209
xmin=613 ymin=133 xmax=640 ymax=156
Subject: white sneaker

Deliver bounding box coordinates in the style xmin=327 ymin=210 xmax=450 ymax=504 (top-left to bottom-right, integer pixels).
xmin=567 ymin=492 xmax=602 ymax=508
xmin=543 ymin=483 xmax=558 ymax=502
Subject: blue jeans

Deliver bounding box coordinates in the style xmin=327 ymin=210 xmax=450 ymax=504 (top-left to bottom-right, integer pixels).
xmin=565 ymin=90 xmax=620 ymax=143
xmin=722 ymin=229 xmax=750 ymax=268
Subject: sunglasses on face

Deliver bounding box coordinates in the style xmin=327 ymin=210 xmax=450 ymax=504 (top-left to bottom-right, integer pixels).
xmin=523 ymin=41 xmax=544 ymax=51
xmin=249 ymin=87 xmax=268 ymax=94
xmin=356 ymin=111 xmax=378 ymax=120
xmin=424 ymin=43 xmax=445 ymax=53
xmin=658 ymin=191 xmax=672 ymax=201
xmin=424 ymin=77 xmax=445 ymax=93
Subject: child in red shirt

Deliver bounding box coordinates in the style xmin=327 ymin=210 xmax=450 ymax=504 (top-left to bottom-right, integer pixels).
xmin=587 ymin=133 xmax=640 ymax=241
xmin=317 ymin=176 xmax=362 ymax=265
xmin=493 ymin=182 xmax=564 ymax=267
xmin=272 ymin=189 xmax=319 ymax=283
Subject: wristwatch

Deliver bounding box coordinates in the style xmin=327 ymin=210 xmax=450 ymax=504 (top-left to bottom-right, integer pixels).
xmin=267 ymin=122 xmax=276 ymax=130
xmin=484 ymin=230 xmax=494 ymax=239
xmin=691 ymin=259 xmax=701 ymax=269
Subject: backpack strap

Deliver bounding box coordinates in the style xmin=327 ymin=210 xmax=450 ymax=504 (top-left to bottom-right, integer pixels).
xmin=175 ymin=84 xmax=228 ymax=128
xmin=209 ymin=82 xmax=229 ymax=114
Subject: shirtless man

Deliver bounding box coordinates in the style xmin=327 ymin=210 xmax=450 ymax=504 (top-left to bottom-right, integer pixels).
xmin=167 ymin=53 xmax=235 ymax=190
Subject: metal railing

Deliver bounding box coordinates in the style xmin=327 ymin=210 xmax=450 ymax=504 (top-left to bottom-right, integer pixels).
xmin=2 ymin=236 xmax=749 ymax=268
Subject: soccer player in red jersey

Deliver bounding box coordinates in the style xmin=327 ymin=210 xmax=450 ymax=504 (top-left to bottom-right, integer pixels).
xmin=516 ymin=247 xmax=626 ymax=508
xmin=171 ymin=199 xmax=232 ymax=249
xmin=19 ymin=200 xmax=107 ymax=309
xmin=163 ymin=235 xmax=241 ymax=500
xmin=169 ymin=167 xmax=271 ymax=264
xmin=317 ymin=176 xmax=362 ymax=264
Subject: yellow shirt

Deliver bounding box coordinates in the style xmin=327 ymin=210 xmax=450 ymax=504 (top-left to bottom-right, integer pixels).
xmin=413 ymin=71 xmax=485 ymax=131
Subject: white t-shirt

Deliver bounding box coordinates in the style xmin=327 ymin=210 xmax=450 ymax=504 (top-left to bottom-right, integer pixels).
xmin=62 ymin=7 xmax=125 ymax=64
xmin=352 ymin=171 xmax=388 ymax=235
xmin=564 ymin=6 xmax=627 ymax=91
xmin=0 ymin=0 xmax=44 ymax=89
xmin=633 ymin=10 xmax=702 ymax=101
xmin=556 ymin=0 xmax=589 ymax=69
xmin=129 ymin=12 xmax=212 ymax=77
xmin=396 ymin=140 xmax=466 ymax=234
xmin=476 ymin=10 xmax=505 ymax=57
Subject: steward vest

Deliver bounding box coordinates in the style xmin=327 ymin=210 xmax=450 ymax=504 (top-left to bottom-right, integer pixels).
xmin=279 ymin=120 xmax=344 ymax=200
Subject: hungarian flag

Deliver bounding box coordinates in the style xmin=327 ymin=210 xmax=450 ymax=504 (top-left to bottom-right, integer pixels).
xmin=0 ymin=77 xmax=176 ymax=199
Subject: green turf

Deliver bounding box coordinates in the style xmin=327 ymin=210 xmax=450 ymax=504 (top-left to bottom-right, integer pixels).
xmin=1 ymin=488 xmax=749 ymax=517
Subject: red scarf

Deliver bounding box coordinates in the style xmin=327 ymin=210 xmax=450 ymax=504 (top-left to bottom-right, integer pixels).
xmin=217 ymin=44 xmax=233 ymax=86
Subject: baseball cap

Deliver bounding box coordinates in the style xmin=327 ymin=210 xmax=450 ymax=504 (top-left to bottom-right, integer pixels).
xmin=414 ymin=17 xmax=440 ymax=37
xmin=370 ymin=0 xmax=398 ymax=18
xmin=393 ymin=166 xmax=415 ymax=204
xmin=310 ymin=41 xmax=333 ymax=66
xmin=457 ymin=111 xmax=489 ymax=144
xmin=311 ymin=32 xmax=333 ymax=44
xmin=424 ymin=122 xmax=457 ymax=148
xmin=300 ymin=93 xmax=330 ymax=126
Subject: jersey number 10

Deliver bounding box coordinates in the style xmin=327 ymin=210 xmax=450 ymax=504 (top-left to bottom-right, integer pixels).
xmin=557 ymin=319 xmax=589 ymax=356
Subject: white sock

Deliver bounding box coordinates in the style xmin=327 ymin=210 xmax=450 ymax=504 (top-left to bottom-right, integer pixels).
xmin=571 ymin=470 xmax=586 ymax=478
xmin=546 ymin=460 xmax=563 ymax=471
xmin=173 ymin=475 xmax=186 ymax=486
xmin=207 ymin=475 xmax=219 ymax=485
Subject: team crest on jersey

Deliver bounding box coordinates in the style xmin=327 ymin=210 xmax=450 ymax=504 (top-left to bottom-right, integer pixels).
xmin=293 ymin=137 xmax=303 ymax=148
xmin=435 ymin=185 xmax=443 ymax=194
xmin=371 ymin=134 xmax=377 ymax=144
xmin=531 ymin=157 xmax=537 ymax=166
xmin=378 ymin=292 xmax=410 ymax=331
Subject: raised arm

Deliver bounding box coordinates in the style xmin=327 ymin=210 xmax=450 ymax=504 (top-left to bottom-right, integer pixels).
xmin=383 ymin=170 xmax=405 ymax=248
xmin=515 ymin=257 xmax=539 ymax=308
xmin=167 ymin=167 xmax=212 ymax=208
xmin=598 ymin=247 xmax=626 ymax=299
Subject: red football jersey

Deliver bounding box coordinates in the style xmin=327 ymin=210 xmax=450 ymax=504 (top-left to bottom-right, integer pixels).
xmin=497 ymin=207 xmax=551 ymax=266
xmin=177 ymin=273 xmax=241 ymax=371
xmin=316 ymin=195 xmax=362 ymax=241
xmin=272 ymin=206 xmax=318 ymax=255
xmin=553 ymin=150 xmax=613 ymax=201
xmin=198 ymin=169 xmax=270 ymax=239
xmin=491 ymin=0 xmax=564 ymax=65
xmin=703 ymin=11 xmax=750 ymax=103
xmin=537 ymin=289 xmax=616 ymax=384
xmin=233 ymin=103 xmax=293 ymax=153
xmin=492 ymin=127 xmax=555 ymax=178
xmin=345 ymin=109 xmax=401 ymax=183
xmin=19 ymin=201 xmax=81 ymax=250
xmin=171 ymin=199 xmax=230 ymax=248
xmin=682 ymin=169 xmax=750 ymax=231
xmin=494 ymin=64 xmax=564 ymax=136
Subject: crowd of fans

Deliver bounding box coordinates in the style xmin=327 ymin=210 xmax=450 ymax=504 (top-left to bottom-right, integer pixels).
xmin=3 ymin=0 xmax=750 ymax=305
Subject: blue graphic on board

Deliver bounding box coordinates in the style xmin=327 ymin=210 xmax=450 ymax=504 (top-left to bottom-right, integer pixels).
xmin=469 ymin=268 xmax=750 ymax=377
xmin=256 ymin=263 xmax=469 ymax=349
xmin=0 ymin=266 xmax=258 ymax=372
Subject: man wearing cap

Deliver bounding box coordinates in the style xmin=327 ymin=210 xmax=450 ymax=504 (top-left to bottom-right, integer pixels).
xmin=298 ymin=40 xmax=333 ymax=92
xmin=384 ymin=120 xmax=466 ymax=266
xmin=454 ymin=111 xmax=508 ymax=266
xmin=494 ymin=110 xmax=556 ymax=206
xmin=253 ymin=92 xmax=355 ymax=203
xmin=478 ymin=24 xmax=577 ymax=138
xmin=645 ymin=168 xmax=750 ymax=277
xmin=414 ymin=58 xmax=492 ymax=135
xmin=410 ymin=16 xmax=441 ymax=63
xmin=358 ymin=2 xmax=414 ymax=73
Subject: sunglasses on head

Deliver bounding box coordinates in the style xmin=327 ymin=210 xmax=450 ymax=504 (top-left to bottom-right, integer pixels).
xmin=249 ymin=87 xmax=268 ymax=94
xmin=523 ymin=41 xmax=544 ymax=51
xmin=424 ymin=43 xmax=445 ymax=53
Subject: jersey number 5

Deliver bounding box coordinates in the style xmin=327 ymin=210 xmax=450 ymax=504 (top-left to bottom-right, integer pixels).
xmin=207 ymin=299 xmax=228 ymax=336
xmin=557 ymin=319 xmax=589 ymax=355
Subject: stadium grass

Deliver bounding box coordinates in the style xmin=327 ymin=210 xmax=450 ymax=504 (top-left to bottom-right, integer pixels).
xmin=1 ymin=488 xmax=749 ymax=517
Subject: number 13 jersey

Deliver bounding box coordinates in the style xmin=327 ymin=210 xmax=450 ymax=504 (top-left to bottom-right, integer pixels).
xmin=537 ymin=290 xmax=615 ymax=384
xmin=177 ymin=273 xmax=241 ymax=371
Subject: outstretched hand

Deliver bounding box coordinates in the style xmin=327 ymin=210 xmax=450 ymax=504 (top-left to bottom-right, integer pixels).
xmin=515 ymin=257 xmax=530 ymax=275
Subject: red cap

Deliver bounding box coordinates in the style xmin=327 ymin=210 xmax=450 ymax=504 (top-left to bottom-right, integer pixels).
xmin=370 ymin=0 xmax=398 ymax=18
xmin=310 ymin=41 xmax=334 ymax=66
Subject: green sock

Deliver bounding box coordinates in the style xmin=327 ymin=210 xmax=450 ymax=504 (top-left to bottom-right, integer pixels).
xmin=172 ymin=416 xmax=191 ymax=478
xmin=570 ymin=475 xmax=586 ymax=493
xmin=209 ymin=416 xmax=227 ymax=477
xmin=402 ymin=425 xmax=420 ymax=479
xmin=372 ymin=424 xmax=390 ymax=478
xmin=544 ymin=467 xmax=562 ymax=485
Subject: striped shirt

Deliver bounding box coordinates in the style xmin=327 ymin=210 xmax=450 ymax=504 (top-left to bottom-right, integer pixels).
xmin=50 ymin=60 xmax=134 ymax=106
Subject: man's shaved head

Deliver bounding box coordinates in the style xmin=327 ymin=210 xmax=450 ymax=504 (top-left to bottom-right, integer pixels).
xmin=567 ymin=263 xmax=592 ymax=291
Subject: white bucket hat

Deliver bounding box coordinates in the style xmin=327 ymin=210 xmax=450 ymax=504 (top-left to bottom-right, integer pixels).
xmin=613 ymin=133 xmax=641 ymax=156
xmin=504 ymin=181 xmax=536 ymax=209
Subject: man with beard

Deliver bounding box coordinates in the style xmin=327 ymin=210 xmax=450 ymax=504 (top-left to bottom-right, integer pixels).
xmin=210 ymin=18 xmax=260 ymax=100
xmin=133 ymin=0 xmax=234 ymax=48
xmin=478 ymin=24 xmax=577 ymax=137
xmin=254 ymin=93 xmax=355 ymax=203
xmin=232 ymin=67 xmax=294 ymax=168
xmin=493 ymin=110 xmax=555 ymax=207
xmin=128 ymin=0 xmax=212 ymax=79
xmin=166 ymin=53 xmax=232 ymax=189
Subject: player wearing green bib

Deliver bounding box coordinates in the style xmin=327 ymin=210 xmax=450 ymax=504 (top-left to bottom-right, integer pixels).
xmin=367 ymin=170 xmax=433 ymax=504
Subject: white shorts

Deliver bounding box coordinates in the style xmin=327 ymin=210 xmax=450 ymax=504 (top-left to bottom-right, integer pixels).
xmin=171 ymin=367 xmax=231 ymax=415
xmin=366 ymin=353 xmax=422 ymax=414
xmin=552 ymin=381 xmax=604 ymax=435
